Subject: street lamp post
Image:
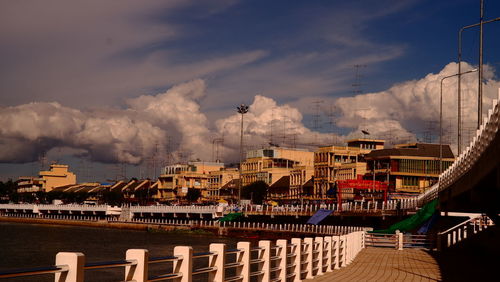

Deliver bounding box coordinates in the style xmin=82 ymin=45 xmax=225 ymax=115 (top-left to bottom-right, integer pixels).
xmin=237 ymin=104 xmax=249 ymax=204
xmin=458 ymin=14 xmax=500 ymax=135
xmin=440 ymin=68 xmax=478 ymax=173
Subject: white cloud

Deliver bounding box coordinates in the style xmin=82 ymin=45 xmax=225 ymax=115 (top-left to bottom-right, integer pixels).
xmin=1 ymin=62 xmax=498 ymax=165
xmin=334 ymin=62 xmax=500 ymax=152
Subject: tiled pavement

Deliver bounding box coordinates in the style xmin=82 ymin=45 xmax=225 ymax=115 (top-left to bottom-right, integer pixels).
xmin=307 ymin=248 xmax=441 ymax=282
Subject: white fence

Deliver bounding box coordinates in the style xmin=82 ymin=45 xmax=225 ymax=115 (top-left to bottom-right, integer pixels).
xmin=0 ymin=200 xmax=419 ymax=220
xmin=238 ymin=199 xmax=418 ymax=214
xmin=0 ymin=203 xmax=121 ymax=215
xmin=437 ymin=216 xmax=494 ymax=251
xmin=418 ymin=89 xmax=500 ymax=205
xmin=0 ymin=231 xmax=366 ymax=282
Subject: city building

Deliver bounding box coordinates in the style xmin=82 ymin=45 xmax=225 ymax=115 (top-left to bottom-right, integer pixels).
xmin=241 ymin=147 xmax=314 ymax=187
xmin=207 ymin=168 xmax=240 ymax=201
xmin=313 ymin=139 xmax=384 ymax=199
xmin=364 ymin=143 xmax=455 ymax=194
xmin=288 ymin=165 xmax=314 ymax=200
xmin=156 ymin=162 xmax=224 ymax=201
xmin=17 ymin=164 xmax=77 ymax=193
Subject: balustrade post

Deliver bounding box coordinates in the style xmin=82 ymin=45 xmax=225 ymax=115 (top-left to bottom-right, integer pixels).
xmin=258 ymin=240 xmax=271 ymax=282
xmin=338 ymin=236 xmax=346 ymax=267
xmin=173 ymin=246 xmax=193 ymax=282
xmin=323 ymin=236 xmax=333 ymax=272
xmin=291 ymin=238 xmax=302 ymax=282
xmin=396 ymin=231 xmax=403 ymax=250
xmin=125 ymin=249 xmax=148 ymax=282
xmin=315 ymin=237 xmax=325 ymax=276
xmin=303 ymin=238 xmax=314 ymax=279
xmin=236 ymin=242 xmax=251 ymax=282
xmin=54 ymin=252 xmax=85 ymax=282
xmin=208 ymin=243 xmax=226 ymax=282
xmin=276 ymin=239 xmax=288 ymax=282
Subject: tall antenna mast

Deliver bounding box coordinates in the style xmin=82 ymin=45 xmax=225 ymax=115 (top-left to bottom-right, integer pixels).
xmin=326 ymin=103 xmax=339 ymax=145
xmin=352 ymin=64 xmax=367 ymax=95
xmin=311 ymin=100 xmax=323 ymax=146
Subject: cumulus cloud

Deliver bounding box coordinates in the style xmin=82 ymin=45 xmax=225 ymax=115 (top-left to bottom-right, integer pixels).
xmin=215 ymin=95 xmax=336 ymax=159
xmin=1 ymin=62 xmax=499 ymax=165
xmin=334 ymin=62 xmax=500 ymax=151
xmin=0 ymin=80 xmax=210 ymax=164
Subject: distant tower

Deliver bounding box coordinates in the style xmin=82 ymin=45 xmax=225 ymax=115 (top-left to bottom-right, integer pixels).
xmin=212 ymin=135 xmax=224 ymax=162
xmin=326 ymin=103 xmax=340 ymax=145
xmin=311 ymin=100 xmax=323 ymax=146
xmin=352 ymin=64 xmax=367 ymax=95
xmin=281 ymin=111 xmax=288 ymax=147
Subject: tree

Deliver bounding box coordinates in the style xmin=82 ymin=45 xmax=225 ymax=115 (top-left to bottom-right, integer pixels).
xmin=0 ymin=180 xmax=17 ymax=203
xmin=241 ymin=181 xmax=268 ymax=204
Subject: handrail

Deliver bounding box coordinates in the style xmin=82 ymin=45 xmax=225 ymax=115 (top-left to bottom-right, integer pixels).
xmin=0 ymin=231 xmax=368 ymax=281
xmin=149 ymin=255 xmax=181 ymax=264
xmin=0 ymin=265 xmax=68 ymax=279
xmin=438 ymin=217 xmax=477 ymax=235
xmin=84 ymin=259 xmax=136 ymax=270
xmin=148 ymin=272 xmax=182 ymax=281
xmin=192 ymin=266 xmax=217 ymax=275
xmin=193 ymin=251 xmax=217 ymax=258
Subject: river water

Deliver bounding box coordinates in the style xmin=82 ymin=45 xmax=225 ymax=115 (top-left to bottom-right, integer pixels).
xmin=0 ymin=222 xmax=244 ymax=281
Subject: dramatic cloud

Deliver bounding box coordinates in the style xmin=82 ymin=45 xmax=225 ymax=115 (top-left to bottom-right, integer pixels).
xmin=334 ymin=62 xmax=500 ymax=151
xmin=0 ymin=62 xmax=498 ymax=165
xmin=0 ymin=80 xmax=210 ymax=164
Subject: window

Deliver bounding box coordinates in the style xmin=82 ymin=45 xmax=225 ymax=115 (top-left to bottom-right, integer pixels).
xmin=402 ymin=176 xmax=418 ymax=187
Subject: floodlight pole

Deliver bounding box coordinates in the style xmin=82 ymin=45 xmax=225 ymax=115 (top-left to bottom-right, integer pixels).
xmin=237 ymin=104 xmax=249 ymax=204
xmin=440 ymin=69 xmax=478 ymax=173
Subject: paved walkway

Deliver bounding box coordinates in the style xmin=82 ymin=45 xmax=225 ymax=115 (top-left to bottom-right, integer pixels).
xmin=307 ymin=248 xmax=441 ymax=282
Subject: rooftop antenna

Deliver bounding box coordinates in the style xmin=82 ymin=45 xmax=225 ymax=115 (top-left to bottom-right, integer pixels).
xmin=282 ymin=111 xmax=288 ymax=147
xmin=352 ymin=64 xmax=367 ymax=95
xmin=356 ymin=107 xmax=369 ymax=139
xmin=268 ymin=107 xmax=276 ymax=147
xmin=212 ymin=136 xmax=224 ymax=162
xmin=311 ymin=100 xmax=323 ymax=146
xmin=326 ymin=103 xmax=340 ymax=145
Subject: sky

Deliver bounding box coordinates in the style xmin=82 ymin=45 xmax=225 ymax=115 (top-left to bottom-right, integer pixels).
xmin=0 ymin=0 xmax=499 ymax=182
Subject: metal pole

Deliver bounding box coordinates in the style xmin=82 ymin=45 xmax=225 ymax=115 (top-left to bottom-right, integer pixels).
xmin=239 ymin=113 xmax=244 ymax=202
xmin=457 ymin=17 xmax=500 ymax=149
xmin=440 ymin=69 xmax=477 ymax=170
xmin=478 ymin=0 xmax=484 ymax=129
xmin=440 ymin=79 xmax=444 ymax=174
xmin=458 ymin=29 xmax=463 ymax=154
xmin=237 ymin=104 xmax=249 ymax=204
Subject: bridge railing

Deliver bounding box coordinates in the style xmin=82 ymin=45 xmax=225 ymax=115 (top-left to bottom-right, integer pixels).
xmin=0 ymin=231 xmax=367 ymax=282
xmin=418 ymin=89 xmax=500 ymax=205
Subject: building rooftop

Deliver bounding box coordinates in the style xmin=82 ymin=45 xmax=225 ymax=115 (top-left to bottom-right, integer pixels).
xmin=365 ymin=143 xmax=455 ymax=159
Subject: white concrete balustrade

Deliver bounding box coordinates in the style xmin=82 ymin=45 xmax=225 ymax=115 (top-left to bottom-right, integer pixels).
xmin=437 ymin=216 xmax=493 ymax=251
xmin=0 ymin=231 xmax=367 ymax=282
xmin=0 ymin=199 xmax=419 ymax=221
xmin=418 ymin=89 xmax=500 ymax=206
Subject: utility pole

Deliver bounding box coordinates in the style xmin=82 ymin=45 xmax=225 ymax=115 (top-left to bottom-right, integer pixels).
xmin=478 ymin=0 xmax=484 ymax=129
xmin=237 ymin=104 xmax=249 ymax=204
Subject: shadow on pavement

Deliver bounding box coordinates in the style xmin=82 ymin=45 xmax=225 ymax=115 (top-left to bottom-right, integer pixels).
xmin=428 ymin=225 xmax=500 ymax=282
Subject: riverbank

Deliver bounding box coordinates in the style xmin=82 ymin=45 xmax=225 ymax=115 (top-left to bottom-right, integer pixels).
xmin=0 ymin=216 xmax=192 ymax=232
xmin=0 ymin=216 xmax=341 ymax=240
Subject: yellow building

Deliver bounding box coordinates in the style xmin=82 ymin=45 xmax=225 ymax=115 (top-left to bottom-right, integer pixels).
xmin=241 ymin=147 xmax=314 ymax=187
xmin=289 ymin=165 xmax=314 ymax=199
xmin=157 ymin=162 xmax=224 ymax=201
xmin=365 ymin=143 xmax=455 ymax=194
xmin=313 ymin=139 xmax=384 ymax=199
xmin=17 ymin=164 xmax=77 ymax=193
xmin=207 ymin=168 xmax=239 ymax=200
